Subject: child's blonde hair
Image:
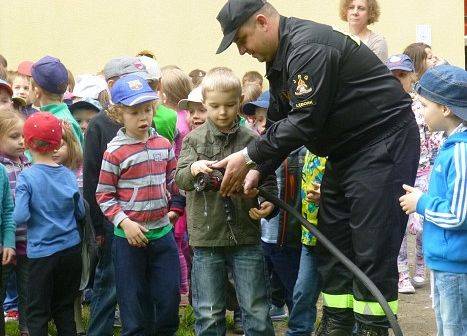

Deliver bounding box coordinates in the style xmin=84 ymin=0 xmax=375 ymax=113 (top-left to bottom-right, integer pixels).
xmin=161 ymin=68 xmax=192 ymax=108
xmin=242 ymin=71 xmax=263 ymax=87
xmin=242 ymin=83 xmax=262 ymax=104
xmin=0 ymin=109 xmax=24 ymax=142
xmin=60 ymin=122 xmax=82 ymax=170
xmin=201 ymin=67 xmax=242 ymax=100
xmin=106 ymin=101 xmax=158 ymax=125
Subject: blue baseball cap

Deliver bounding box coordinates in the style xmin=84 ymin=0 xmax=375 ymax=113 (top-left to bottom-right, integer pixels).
xmin=386 ymin=54 xmax=414 ymax=72
xmin=31 ymin=56 xmax=68 ymax=94
xmin=242 ymin=90 xmax=270 ymax=115
xmin=415 ymin=65 xmax=467 ymax=121
xmin=110 ymin=74 xmax=158 ymax=106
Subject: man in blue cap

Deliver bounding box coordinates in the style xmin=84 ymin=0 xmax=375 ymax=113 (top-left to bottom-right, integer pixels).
xmin=213 ymin=1 xmax=420 ymax=335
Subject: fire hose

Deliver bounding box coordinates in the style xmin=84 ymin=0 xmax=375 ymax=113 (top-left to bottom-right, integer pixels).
xmin=258 ymin=187 xmax=403 ymax=336
xmin=194 ymin=171 xmax=403 ymax=335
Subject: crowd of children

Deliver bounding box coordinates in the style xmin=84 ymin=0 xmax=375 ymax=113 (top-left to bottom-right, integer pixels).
xmin=0 ymin=32 xmax=464 ymax=336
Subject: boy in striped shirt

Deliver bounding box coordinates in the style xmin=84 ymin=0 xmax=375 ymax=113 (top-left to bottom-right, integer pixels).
xmin=96 ymin=74 xmax=181 ymax=335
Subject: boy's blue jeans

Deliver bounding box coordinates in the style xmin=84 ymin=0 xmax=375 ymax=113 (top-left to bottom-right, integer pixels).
xmin=286 ymin=245 xmax=321 ymax=336
xmin=113 ymin=232 xmax=180 ymax=336
xmin=432 ymin=270 xmax=467 ymax=336
xmin=261 ymin=241 xmax=301 ymax=311
xmin=192 ymin=245 xmax=274 ymax=336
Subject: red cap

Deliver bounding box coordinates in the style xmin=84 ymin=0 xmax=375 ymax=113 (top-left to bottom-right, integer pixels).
xmin=24 ymin=112 xmax=63 ymax=153
xmin=17 ymin=61 xmax=34 ymax=77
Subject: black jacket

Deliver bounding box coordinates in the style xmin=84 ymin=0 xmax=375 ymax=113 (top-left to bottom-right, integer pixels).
xmin=249 ymin=16 xmax=413 ymax=169
xmin=83 ymin=111 xmax=121 ymax=237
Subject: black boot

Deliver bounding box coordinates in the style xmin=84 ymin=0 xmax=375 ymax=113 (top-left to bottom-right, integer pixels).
xmin=315 ymin=308 xmax=354 ymax=336
xmin=355 ymin=321 xmax=389 ymax=336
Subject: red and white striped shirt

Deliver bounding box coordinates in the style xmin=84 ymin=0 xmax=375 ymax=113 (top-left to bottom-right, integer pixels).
xmin=96 ymin=129 xmax=178 ymax=229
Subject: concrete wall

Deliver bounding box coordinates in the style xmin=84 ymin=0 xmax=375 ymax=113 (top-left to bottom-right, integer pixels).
xmin=0 ymin=0 xmax=464 ymax=78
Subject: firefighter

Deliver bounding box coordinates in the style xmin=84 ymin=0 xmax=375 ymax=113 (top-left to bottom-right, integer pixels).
xmin=212 ymin=1 xmax=420 ymax=335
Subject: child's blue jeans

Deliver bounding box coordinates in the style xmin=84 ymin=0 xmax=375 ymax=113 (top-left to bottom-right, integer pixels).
xmin=432 ymin=270 xmax=467 ymax=336
xmin=192 ymin=245 xmax=275 ymax=336
xmin=113 ymin=232 xmax=180 ymax=336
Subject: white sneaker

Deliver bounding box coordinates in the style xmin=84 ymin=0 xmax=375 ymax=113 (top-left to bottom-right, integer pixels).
xmin=412 ymin=266 xmax=426 ymax=288
xmin=412 ymin=275 xmax=426 ymax=288
xmin=398 ymin=277 xmax=415 ymax=294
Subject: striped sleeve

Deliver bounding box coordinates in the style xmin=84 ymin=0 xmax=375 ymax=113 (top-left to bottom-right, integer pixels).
xmin=166 ymin=147 xmax=178 ymax=196
xmin=417 ymin=142 xmax=467 ymax=229
xmin=95 ymin=150 xmax=127 ymax=227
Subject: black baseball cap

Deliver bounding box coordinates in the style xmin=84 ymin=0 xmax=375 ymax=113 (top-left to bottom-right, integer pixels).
xmin=216 ymin=0 xmax=267 ymax=54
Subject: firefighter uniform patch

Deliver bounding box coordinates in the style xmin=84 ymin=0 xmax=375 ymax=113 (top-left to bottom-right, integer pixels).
xmin=293 ymin=74 xmax=313 ymax=96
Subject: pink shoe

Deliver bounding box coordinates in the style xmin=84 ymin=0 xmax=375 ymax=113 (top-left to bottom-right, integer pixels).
xmin=398 ymin=273 xmax=415 ymax=294
xmin=412 ymin=266 xmax=426 ymax=288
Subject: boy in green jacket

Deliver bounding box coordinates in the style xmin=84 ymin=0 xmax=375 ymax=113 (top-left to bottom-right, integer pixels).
xmin=175 ymin=67 xmax=277 ymax=336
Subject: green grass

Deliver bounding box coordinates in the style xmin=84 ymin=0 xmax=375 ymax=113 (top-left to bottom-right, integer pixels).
xmin=5 ymin=305 xmax=197 ymax=336
xmin=5 ymin=305 xmax=289 ymax=335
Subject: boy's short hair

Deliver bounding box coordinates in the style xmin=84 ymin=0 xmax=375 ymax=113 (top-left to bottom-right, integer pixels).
xmin=201 ymin=67 xmax=242 ymax=100
xmin=415 ymin=65 xmax=467 ymax=121
xmin=242 ymin=83 xmax=262 ymax=104
xmin=242 ymin=71 xmax=263 ymax=86
xmin=161 ymin=68 xmax=192 ymax=106
xmin=31 ymin=78 xmax=63 ymax=102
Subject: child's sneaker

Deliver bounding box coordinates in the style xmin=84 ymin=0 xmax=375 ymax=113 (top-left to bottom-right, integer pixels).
xmin=398 ymin=275 xmax=415 ymax=294
xmin=4 ymin=309 xmax=19 ymax=321
xmin=412 ymin=266 xmax=426 ymax=288
xmin=269 ymin=304 xmax=288 ymax=321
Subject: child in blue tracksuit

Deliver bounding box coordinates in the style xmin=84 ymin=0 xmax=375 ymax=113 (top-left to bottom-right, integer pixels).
xmin=399 ymin=65 xmax=467 ymax=336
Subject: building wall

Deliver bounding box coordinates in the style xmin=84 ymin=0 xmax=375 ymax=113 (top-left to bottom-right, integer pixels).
xmin=0 ymin=0 xmax=464 ymax=77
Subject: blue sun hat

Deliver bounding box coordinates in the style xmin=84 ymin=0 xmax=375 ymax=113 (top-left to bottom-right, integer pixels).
xmin=415 ymin=65 xmax=467 ymax=121
xmin=242 ymin=91 xmax=270 ymax=115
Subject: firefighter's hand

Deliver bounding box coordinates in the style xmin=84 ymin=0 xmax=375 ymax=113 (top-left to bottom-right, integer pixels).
xmin=211 ymin=151 xmax=249 ymax=197
xmin=249 ymin=201 xmax=274 ymax=220
xmin=399 ymin=184 xmax=422 ymax=215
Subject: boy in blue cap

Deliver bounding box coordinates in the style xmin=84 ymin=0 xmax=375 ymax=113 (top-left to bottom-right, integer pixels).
xmin=31 ymin=56 xmax=84 ymax=145
xmin=399 ymin=65 xmax=467 ymax=336
xmin=96 ymin=74 xmax=181 ymax=335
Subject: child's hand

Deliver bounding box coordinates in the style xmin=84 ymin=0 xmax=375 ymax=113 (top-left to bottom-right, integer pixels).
xmin=168 ymin=211 xmax=179 ymax=224
xmin=306 ymin=182 xmax=321 ymax=204
xmin=2 ymin=248 xmax=15 ymax=265
xmin=119 ymin=218 xmax=149 ymax=247
xmin=249 ymin=201 xmax=274 ymax=220
xmin=190 ymin=160 xmax=217 ymax=177
xmin=399 ymin=184 xmax=423 ymax=215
